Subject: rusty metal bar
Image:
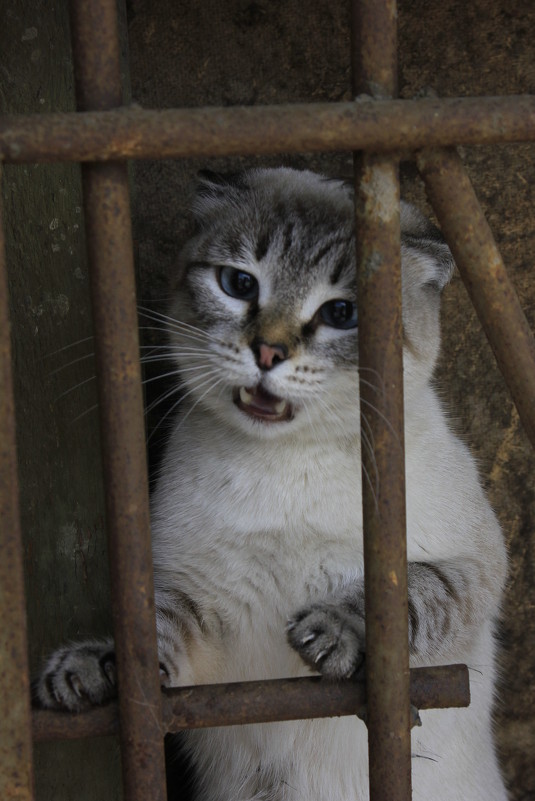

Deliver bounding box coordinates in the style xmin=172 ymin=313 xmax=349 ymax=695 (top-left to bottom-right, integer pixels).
xmin=1 ymin=95 xmax=535 ymax=164
xmin=352 ymin=1 xmax=412 ymax=800
xmin=69 ymin=1 xmax=166 ymax=799
xmin=417 ymin=147 xmax=535 ymax=450
xmin=0 ymin=167 xmax=35 ymax=800
xmin=31 ymin=664 xmax=470 ymax=742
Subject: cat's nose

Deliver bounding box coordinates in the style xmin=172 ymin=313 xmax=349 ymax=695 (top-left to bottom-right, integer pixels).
xmin=252 ymin=340 xmax=288 ymax=370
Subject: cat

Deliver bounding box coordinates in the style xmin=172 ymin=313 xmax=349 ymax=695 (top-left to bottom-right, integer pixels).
xmin=36 ymin=167 xmax=507 ymax=801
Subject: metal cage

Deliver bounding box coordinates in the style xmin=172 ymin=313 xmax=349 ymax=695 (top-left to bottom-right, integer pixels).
xmin=1 ymin=0 xmax=535 ymax=799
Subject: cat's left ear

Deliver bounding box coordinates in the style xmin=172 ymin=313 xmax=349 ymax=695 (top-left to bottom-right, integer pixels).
xmin=400 ymin=202 xmax=455 ymax=291
xmin=192 ymin=170 xmax=247 ymax=222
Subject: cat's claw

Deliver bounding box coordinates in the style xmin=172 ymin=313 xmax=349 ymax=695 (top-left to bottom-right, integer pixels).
xmin=34 ymin=641 xmax=117 ymax=712
xmin=287 ymin=602 xmax=365 ymax=679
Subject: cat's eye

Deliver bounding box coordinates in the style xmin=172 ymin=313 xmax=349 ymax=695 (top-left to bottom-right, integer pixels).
xmin=218 ymin=266 xmax=259 ymax=301
xmin=319 ymin=299 xmax=358 ymax=330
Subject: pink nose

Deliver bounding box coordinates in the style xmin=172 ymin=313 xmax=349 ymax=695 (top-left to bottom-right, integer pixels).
xmin=256 ymin=342 xmax=287 ymax=370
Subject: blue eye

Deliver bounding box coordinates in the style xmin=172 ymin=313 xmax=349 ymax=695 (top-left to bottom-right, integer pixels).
xmin=218 ymin=266 xmax=259 ymax=301
xmin=319 ymin=299 xmax=358 ymax=330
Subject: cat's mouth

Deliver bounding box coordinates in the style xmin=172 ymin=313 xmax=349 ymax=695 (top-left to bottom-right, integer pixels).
xmin=233 ymin=384 xmax=293 ymax=423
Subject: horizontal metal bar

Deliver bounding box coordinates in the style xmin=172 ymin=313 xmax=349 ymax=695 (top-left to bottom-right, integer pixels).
xmin=1 ymin=96 xmax=535 ymax=164
xmin=32 ymin=664 xmax=470 ymax=742
xmin=417 ymin=147 xmax=535 ymax=450
xmin=0 ymin=166 xmax=35 ymax=799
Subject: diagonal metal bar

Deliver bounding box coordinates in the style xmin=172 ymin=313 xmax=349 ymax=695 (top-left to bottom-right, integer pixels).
xmin=0 ymin=166 xmax=35 ymax=800
xmin=1 ymin=96 xmax=535 ymax=164
xmin=352 ymin=1 xmax=412 ymax=800
xmin=68 ymin=1 xmax=166 ymax=799
xmin=417 ymin=147 xmax=535 ymax=450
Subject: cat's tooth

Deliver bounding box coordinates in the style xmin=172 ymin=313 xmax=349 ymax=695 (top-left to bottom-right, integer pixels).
xmin=274 ymin=399 xmax=287 ymax=415
xmin=239 ymin=386 xmax=253 ymax=405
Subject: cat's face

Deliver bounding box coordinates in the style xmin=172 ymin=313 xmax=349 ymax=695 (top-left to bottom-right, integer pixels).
xmin=166 ymin=168 xmax=453 ymax=439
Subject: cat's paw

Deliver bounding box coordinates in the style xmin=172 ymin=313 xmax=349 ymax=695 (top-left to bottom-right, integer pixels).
xmin=287 ymin=602 xmax=365 ymax=679
xmin=34 ymin=640 xmax=117 ymax=712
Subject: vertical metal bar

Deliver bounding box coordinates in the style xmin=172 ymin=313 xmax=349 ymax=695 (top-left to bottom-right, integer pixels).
xmin=0 ymin=165 xmax=35 ymax=801
xmin=352 ymin=2 xmax=412 ymax=800
xmin=68 ymin=2 xmax=166 ymax=799
xmin=417 ymin=147 xmax=535 ymax=450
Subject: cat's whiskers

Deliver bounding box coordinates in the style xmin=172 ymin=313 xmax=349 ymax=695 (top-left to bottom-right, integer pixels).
xmin=45 ymin=335 xmax=94 ymax=357
xmin=172 ymin=375 xmax=227 ymax=435
xmin=309 ymin=387 xmax=379 ymax=505
xmin=357 ymin=424 xmax=380 ymax=507
xmin=313 ymin=389 xmax=379 ymax=509
xmin=140 ymin=348 xmax=212 ymax=363
xmin=359 ymin=396 xmax=401 ymax=447
xmin=307 ymin=391 xmax=347 ymax=434
xmin=55 ymin=374 xmax=96 ymax=402
xmin=145 ymin=367 xmax=221 ymax=417
xmin=49 ymin=351 xmax=96 ymax=376
xmin=357 ymin=373 xmax=383 ymax=397
xmin=300 ymin=397 xmax=328 ymax=447
xmin=142 ymin=363 xmax=215 ymax=387
xmin=356 ymin=365 xmax=386 ymax=395
xmin=140 ymin=343 xmax=210 ymax=351
xmin=138 ymin=307 xmax=220 ymax=344
xmin=70 ymin=403 xmax=99 ymax=425
xmin=148 ymin=372 xmax=226 ymax=442
xmin=138 ymin=324 xmax=215 ymax=347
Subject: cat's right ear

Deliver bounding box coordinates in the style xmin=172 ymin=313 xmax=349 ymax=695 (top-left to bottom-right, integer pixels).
xmin=192 ymin=170 xmax=247 ymax=222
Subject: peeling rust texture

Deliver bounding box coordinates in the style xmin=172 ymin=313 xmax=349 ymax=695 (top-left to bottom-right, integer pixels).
xmin=1 ymin=96 xmax=535 ymax=164
xmin=417 ymin=148 xmax=535 ymax=451
xmin=0 ymin=167 xmax=35 ymax=800
xmin=32 ymin=665 xmax=470 ymax=742
xmin=352 ymin=1 xmax=412 ymax=800
xmin=352 ymin=0 xmax=397 ymax=96
xmin=69 ymin=2 xmax=166 ymax=800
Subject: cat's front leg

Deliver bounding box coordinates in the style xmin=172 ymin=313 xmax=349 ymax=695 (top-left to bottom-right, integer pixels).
xmin=35 ymin=589 xmax=203 ymax=711
xmin=34 ymin=639 xmax=118 ymax=711
xmin=288 ymin=558 xmax=498 ymax=677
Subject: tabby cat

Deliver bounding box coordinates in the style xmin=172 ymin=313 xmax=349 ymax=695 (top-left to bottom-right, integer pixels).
xmin=36 ymin=168 xmax=507 ymax=800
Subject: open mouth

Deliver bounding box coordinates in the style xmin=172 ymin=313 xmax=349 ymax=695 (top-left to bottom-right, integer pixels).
xmin=233 ymin=384 xmax=293 ymax=423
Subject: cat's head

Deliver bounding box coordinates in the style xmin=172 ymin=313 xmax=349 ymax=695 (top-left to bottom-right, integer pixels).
xmin=168 ymin=168 xmax=453 ymax=439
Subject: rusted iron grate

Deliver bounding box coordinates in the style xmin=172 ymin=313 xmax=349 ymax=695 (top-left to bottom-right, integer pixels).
xmin=1 ymin=0 xmax=535 ymax=799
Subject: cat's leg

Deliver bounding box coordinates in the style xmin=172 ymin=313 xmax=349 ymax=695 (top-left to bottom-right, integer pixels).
xmin=35 ymin=589 xmax=206 ymax=711
xmin=287 ymin=559 xmax=499 ymax=676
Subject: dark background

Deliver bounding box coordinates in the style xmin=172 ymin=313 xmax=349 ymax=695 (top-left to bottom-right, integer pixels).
xmin=2 ymin=0 xmax=535 ymax=798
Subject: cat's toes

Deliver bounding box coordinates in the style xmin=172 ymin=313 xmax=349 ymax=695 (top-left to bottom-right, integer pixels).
xmin=287 ymin=604 xmax=365 ymax=679
xmin=35 ymin=641 xmax=117 ymax=712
